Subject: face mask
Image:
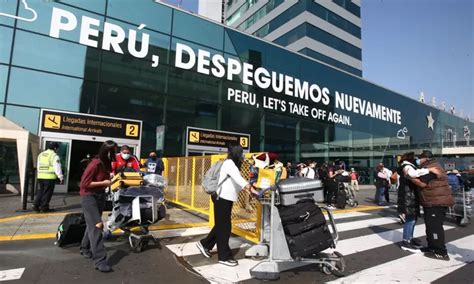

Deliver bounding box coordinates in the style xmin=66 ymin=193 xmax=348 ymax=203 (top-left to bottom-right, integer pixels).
xmin=121 ymin=153 xmax=130 ymax=160
xmin=415 ymin=159 xmax=421 ymax=166
xmin=150 ymin=155 xmax=157 ymax=160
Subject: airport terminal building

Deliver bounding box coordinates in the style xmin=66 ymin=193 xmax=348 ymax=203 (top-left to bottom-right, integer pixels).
xmin=0 ymin=1 xmax=473 ymax=193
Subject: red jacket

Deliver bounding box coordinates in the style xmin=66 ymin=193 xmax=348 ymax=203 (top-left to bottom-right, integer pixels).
xmin=112 ymin=153 xmax=140 ymax=174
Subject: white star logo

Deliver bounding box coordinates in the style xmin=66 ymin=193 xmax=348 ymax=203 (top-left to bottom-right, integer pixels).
xmin=426 ymin=112 xmax=435 ymax=130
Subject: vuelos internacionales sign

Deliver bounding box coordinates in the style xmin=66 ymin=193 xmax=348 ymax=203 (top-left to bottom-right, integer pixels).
xmin=40 ymin=109 xmax=142 ymax=140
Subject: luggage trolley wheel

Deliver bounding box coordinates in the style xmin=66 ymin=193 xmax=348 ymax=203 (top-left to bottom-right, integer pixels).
xmin=129 ymin=235 xmax=149 ymax=253
xmin=320 ymin=251 xmax=345 ymax=277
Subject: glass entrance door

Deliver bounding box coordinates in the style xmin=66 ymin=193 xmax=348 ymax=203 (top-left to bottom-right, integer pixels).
xmin=41 ymin=138 xmax=71 ymax=193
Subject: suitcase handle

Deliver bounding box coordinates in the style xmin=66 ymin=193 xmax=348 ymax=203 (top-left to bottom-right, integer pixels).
xmin=294 ymin=193 xmax=314 ymax=199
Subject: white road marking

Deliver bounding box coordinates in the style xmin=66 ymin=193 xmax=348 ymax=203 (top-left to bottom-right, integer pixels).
xmin=335 ymin=216 xmax=400 ymax=232
xmin=194 ymin=258 xmax=259 ymax=283
xmin=0 ymin=268 xmax=25 ymax=281
xmin=151 ymin=226 xmax=210 ymax=239
xmin=328 ymin=224 xmax=455 ymax=256
xmin=328 ymin=235 xmax=474 ymax=283
xmin=166 ymin=237 xmax=250 ymax=257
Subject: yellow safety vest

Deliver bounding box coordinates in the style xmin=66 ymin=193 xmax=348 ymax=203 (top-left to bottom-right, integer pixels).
xmin=37 ymin=150 xmax=57 ymax=180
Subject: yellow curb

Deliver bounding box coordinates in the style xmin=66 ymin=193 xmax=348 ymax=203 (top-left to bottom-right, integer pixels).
xmin=0 ymin=222 xmax=210 ymax=242
xmin=0 ymin=212 xmax=75 ymax=223
xmin=332 ymin=205 xmax=386 ymax=214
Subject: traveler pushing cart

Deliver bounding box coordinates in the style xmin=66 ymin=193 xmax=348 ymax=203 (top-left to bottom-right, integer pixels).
xmin=446 ymin=171 xmax=472 ymax=226
xmin=245 ymin=177 xmax=345 ymax=280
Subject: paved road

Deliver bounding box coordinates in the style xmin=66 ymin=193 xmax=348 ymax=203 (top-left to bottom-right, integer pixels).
xmin=1 ymin=205 xmax=472 ymax=283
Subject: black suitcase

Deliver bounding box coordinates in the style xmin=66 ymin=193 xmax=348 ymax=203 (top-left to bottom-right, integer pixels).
xmin=336 ymin=184 xmax=347 ymax=209
xmin=286 ymin=225 xmax=334 ymax=258
xmin=56 ymin=213 xmax=86 ymax=247
xmin=279 ymin=201 xmax=326 ymax=236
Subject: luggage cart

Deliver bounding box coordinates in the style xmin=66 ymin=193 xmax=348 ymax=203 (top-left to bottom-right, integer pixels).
xmin=446 ymin=186 xmax=471 ymax=226
xmin=106 ymin=174 xmax=167 ymax=252
xmin=246 ymin=187 xmax=345 ymax=280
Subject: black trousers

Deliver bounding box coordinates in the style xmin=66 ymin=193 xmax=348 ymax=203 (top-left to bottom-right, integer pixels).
xmin=200 ymin=194 xmax=233 ymax=261
xmin=34 ymin=179 xmax=56 ymax=209
xmin=423 ymin=206 xmax=448 ymax=255
xmin=384 ymin=186 xmax=390 ymax=203
xmin=80 ymin=194 xmax=108 ymax=267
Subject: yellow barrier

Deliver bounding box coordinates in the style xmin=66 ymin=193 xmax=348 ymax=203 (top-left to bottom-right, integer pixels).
xmin=162 ymin=153 xmax=262 ymax=243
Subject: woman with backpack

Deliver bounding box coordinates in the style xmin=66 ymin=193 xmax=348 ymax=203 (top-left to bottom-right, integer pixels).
xmin=196 ymin=145 xmax=258 ymax=266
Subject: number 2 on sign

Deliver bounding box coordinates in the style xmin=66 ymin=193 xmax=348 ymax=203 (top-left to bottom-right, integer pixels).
xmin=126 ymin=124 xmax=139 ymax=137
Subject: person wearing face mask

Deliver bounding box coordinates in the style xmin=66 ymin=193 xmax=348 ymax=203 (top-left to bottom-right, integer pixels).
xmin=111 ymin=145 xmax=140 ymax=174
xmin=144 ymin=151 xmax=164 ymax=175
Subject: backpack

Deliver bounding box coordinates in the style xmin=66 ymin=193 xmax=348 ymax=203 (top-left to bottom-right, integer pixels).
xmin=202 ymin=160 xmax=228 ymax=196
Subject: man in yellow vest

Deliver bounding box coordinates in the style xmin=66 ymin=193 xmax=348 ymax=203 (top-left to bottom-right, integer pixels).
xmin=34 ymin=142 xmax=64 ymax=213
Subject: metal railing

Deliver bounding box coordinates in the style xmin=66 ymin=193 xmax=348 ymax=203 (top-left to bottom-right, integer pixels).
xmin=162 ymin=154 xmax=262 ymax=243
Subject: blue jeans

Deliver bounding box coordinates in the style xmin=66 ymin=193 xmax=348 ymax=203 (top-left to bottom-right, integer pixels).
xmin=402 ymin=215 xmax=417 ymax=241
xmin=375 ymin=187 xmax=385 ymax=205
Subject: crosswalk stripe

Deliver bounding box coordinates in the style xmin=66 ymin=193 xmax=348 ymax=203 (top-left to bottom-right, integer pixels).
xmin=193 ymin=258 xmax=259 ymax=283
xmin=328 ymin=235 xmax=474 ymax=283
xmin=151 ymin=226 xmax=210 ymax=239
xmin=328 ymin=224 xmax=455 ymax=256
xmin=0 ymin=268 xmax=25 ymax=281
xmin=334 ymin=216 xmax=400 ymax=232
xmin=166 ymin=237 xmax=250 ymax=257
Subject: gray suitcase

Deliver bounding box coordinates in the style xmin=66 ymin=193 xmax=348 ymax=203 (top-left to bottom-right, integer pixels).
xmin=277 ymin=177 xmax=324 ymax=205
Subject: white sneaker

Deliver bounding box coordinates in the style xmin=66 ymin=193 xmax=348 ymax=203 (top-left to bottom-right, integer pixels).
xmin=219 ymin=259 xmax=238 ymax=266
xmin=196 ymin=242 xmax=211 ymax=258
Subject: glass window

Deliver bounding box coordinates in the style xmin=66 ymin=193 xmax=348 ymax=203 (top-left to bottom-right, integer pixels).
xmin=226 ymin=0 xmax=259 ymax=26
xmin=0 ymin=65 xmax=8 ymax=103
xmin=17 ymin=3 xmax=104 ymax=42
xmin=0 ymin=0 xmax=16 ymax=26
xmin=164 ymin=96 xmax=218 ymax=155
xmin=299 ymin=48 xmax=362 ymax=76
xmin=0 ymin=26 xmax=13 ymax=63
xmin=12 ymin=30 xmax=101 ymax=79
xmin=104 ymin=19 xmax=171 ymax=65
xmin=100 ymin=50 xmax=168 ymax=93
xmin=7 ymin=67 xmax=90 ymax=112
xmin=172 ymin=10 xmax=224 ymax=50
xmin=4 ymin=105 xmax=40 ymax=133
xmin=332 ymin=0 xmax=360 ymax=18
xmin=274 ymin=23 xmax=362 ymax=60
xmin=237 ymin=0 xmax=284 ymax=31
xmin=107 ymin=0 xmax=172 ymax=35
xmin=58 ymin=0 xmax=106 ymax=14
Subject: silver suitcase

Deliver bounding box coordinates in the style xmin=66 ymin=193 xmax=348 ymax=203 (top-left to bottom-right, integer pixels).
xmin=277 ymin=177 xmax=324 ymax=205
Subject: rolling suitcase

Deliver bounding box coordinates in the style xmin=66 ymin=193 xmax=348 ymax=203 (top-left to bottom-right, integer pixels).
xmin=110 ymin=171 xmax=143 ymax=190
xmin=336 ymin=184 xmax=347 ymax=209
xmin=285 ymin=225 xmax=334 ymax=258
xmin=56 ymin=213 xmax=86 ymax=247
xmin=279 ymin=201 xmax=326 ymax=236
xmin=277 ymin=177 xmax=324 ymax=205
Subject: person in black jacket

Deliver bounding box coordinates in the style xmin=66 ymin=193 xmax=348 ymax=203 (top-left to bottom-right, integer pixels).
xmin=397 ymin=152 xmax=423 ymax=252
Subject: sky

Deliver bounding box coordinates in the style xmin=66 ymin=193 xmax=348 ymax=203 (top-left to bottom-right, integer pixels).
xmin=162 ymin=0 xmax=473 ymax=119
xmin=362 ymin=0 xmax=473 ymax=119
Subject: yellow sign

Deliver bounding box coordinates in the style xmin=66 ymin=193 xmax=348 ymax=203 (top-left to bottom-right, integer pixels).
xmin=189 ymin=131 xmax=200 ymax=143
xmin=240 ymin=137 xmax=248 ymax=148
xmin=125 ymin=124 xmax=139 ymax=137
xmin=44 ymin=114 xmax=61 ymax=129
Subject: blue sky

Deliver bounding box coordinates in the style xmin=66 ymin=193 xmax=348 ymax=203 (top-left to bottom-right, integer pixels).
xmin=164 ymin=0 xmax=473 ymax=118
xmin=362 ymin=0 xmax=473 ymax=118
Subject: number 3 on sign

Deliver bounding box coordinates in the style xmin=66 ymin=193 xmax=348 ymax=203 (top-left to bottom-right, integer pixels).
xmin=126 ymin=124 xmax=139 ymax=137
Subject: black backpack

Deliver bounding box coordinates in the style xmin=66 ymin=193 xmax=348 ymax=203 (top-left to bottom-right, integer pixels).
xmin=336 ymin=185 xmax=347 ymax=209
xmin=56 ymin=213 xmax=86 ymax=247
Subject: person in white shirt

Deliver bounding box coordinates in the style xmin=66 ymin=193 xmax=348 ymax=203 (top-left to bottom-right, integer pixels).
xmin=382 ymin=165 xmax=393 ymax=203
xmin=196 ymin=145 xmax=258 ymax=267
xmin=297 ymin=163 xmax=315 ymax=179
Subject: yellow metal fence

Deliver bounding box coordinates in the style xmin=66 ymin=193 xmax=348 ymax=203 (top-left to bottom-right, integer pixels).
xmin=162 ymin=154 xmax=261 ymax=243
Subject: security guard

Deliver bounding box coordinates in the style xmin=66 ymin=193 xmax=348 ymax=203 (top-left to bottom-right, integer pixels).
xmin=34 ymin=142 xmax=64 ymax=213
